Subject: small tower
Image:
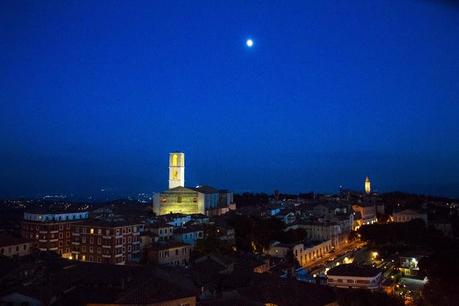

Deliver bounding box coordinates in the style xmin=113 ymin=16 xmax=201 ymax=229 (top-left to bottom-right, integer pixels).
xmin=365 ymin=176 xmax=371 ymax=194
xmin=169 ymin=152 xmax=185 ymax=189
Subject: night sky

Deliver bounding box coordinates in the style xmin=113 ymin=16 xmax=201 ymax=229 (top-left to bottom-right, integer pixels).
xmin=1 ymin=1 xmax=459 ymax=198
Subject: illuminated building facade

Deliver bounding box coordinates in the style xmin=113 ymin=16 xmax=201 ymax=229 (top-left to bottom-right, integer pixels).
xmin=365 ymin=176 xmax=371 ymax=194
xmin=153 ymin=152 xmax=235 ymax=216
xmin=153 ymin=187 xmax=206 ymax=215
xmin=169 ymin=152 xmax=185 ymax=189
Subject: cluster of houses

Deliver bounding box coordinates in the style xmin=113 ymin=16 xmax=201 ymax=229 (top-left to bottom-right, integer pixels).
xmin=1 ymin=188 xmax=454 ymax=305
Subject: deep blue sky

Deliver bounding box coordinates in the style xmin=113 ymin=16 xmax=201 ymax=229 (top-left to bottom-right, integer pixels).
xmin=1 ymin=1 xmax=459 ymax=198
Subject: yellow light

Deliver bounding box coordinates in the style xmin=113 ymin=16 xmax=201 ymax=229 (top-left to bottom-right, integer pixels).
xmin=372 ymin=251 xmax=378 ymax=258
xmin=90 ymin=228 xmax=94 ymax=234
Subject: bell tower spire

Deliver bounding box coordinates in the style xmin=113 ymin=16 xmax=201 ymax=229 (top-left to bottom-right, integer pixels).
xmin=169 ymin=152 xmax=185 ymax=189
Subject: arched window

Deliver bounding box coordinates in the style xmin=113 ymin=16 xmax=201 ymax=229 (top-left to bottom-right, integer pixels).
xmin=172 ymin=154 xmax=178 ymax=166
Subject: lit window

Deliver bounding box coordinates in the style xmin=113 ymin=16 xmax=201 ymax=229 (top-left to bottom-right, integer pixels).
xmin=90 ymin=228 xmax=94 ymax=234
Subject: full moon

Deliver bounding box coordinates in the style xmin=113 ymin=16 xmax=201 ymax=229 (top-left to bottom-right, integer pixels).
xmin=246 ymin=39 xmax=254 ymax=47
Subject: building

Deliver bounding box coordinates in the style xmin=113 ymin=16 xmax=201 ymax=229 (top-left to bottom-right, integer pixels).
xmin=327 ymin=264 xmax=382 ymax=290
xmin=264 ymin=241 xmax=292 ymax=258
xmin=159 ymin=213 xmax=193 ymax=227
xmin=275 ymin=210 xmax=296 ymax=224
xmin=169 ymin=152 xmax=185 ymax=189
xmin=154 ymin=186 xmax=206 ymax=215
xmin=293 ymin=240 xmax=333 ymax=267
xmin=146 ymin=241 xmax=192 ymax=266
xmin=0 ymin=235 xmax=35 ymax=257
xmin=174 ymin=225 xmax=204 ymax=247
xmin=291 ymin=221 xmax=345 ymax=248
xmin=365 ymin=176 xmax=371 ymax=194
xmin=392 ymin=209 xmax=428 ymax=224
xmin=153 ymin=152 xmax=235 ymax=216
xmin=0 ymin=256 xmax=197 ymax=306
xmin=21 ymin=210 xmax=88 ymax=257
xmin=146 ymin=221 xmax=174 ymax=241
xmin=352 ymin=203 xmax=377 ymax=227
xmin=71 ymin=220 xmax=143 ymax=265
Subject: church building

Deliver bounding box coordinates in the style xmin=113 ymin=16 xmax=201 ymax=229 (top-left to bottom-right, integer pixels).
xmin=153 ymin=152 xmax=235 ymax=216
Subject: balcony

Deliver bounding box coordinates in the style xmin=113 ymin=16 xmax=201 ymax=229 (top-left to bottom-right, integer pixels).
xmin=102 ymin=245 xmax=111 ymax=248
xmin=72 ymin=242 xmax=80 ymax=245
xmin=102 ymin=254 xmax=111 ymax=258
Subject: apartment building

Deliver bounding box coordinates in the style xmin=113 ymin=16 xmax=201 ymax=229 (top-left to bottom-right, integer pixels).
xmin=146 ymin=241 xmax=191 ymax=266
xmin=21 ymin=210 xmax=88 ymax=257
xmin=71 ymin=220 xmax=143 ymax=265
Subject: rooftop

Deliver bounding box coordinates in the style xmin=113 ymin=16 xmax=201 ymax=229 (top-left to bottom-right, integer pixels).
xmin=149 ymin=241 xmax=191 ymax=251
xmin=79 ymin=219 xmax=142 ymax=228
xmin=0 ymin=234 xmax=33 ymax=247
xmin=327 ymin=264 xmax=381 ymax=277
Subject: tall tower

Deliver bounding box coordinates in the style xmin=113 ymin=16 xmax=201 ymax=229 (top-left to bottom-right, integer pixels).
xmin=169 ymin=152 xmax=185 ymax=189
xmin=365 ymin=176 xmax=371 ymax=194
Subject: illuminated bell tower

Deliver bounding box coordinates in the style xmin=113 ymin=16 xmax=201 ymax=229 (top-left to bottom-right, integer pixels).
xmin=169 ymin=152 xmax=185 ymax=189
xmin=365 ymin=176 xmax=371 ymax=194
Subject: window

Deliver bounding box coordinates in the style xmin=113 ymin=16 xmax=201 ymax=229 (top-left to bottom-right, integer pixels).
xmin=90 ymin=228 xmax=94 ymax=234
